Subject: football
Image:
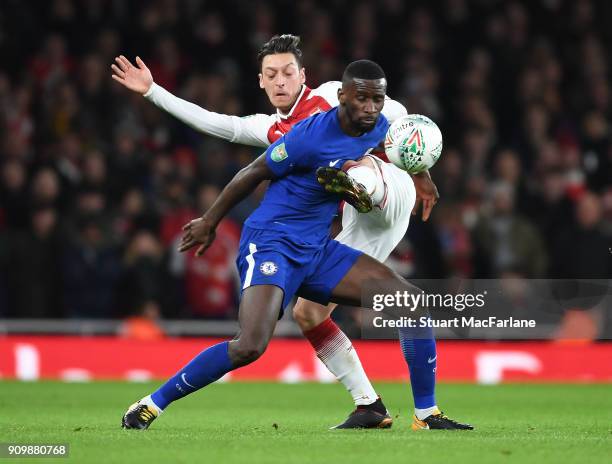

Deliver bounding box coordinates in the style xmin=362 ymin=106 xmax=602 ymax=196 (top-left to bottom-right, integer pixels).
xmin=384 ymin=114 xmax=443 ymax=174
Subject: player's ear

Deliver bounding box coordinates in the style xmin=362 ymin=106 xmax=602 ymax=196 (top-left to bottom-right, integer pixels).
xmin=337 ymin=87 xmax=345 ymax=105
xmin=299 ymin=67 xmax=306 ymax=85
xmin=258 ymin=73 xmax=264 ymax=89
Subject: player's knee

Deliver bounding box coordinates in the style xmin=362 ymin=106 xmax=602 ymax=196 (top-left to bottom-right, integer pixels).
xmin=232 ymin=346 xmax=262 ymax=367
xmin=293 ymin=303 xmax=320 ymax=332
xmin=231 ymin=340 xmax=267 ymax=367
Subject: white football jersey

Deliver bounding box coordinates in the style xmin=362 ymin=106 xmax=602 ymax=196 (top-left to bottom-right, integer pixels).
xmin=144 ymin=81 xmax=407 ymax=148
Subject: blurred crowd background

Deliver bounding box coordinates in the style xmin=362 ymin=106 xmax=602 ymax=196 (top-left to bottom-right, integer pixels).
xmin=0 ymin=0 xmax=610 ymax=326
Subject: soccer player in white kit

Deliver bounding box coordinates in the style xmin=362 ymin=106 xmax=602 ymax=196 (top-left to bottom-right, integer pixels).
xmin=112 ymin=35 xmax=472 ymax=430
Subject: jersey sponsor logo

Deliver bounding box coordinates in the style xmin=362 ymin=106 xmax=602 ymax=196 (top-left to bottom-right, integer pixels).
xmin=260 ymin=261 xmax=278 ymax=276
xmin=270 ymin=143 xmax=288 ymax=162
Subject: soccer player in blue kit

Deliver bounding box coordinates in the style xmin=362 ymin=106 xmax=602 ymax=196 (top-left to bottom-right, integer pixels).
xmin=122 ymin=59 xmax=473 ymax=431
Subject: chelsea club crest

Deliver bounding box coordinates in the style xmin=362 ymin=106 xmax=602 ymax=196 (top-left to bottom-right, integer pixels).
xmin=260 ymin=261 xmax=278 ymax=276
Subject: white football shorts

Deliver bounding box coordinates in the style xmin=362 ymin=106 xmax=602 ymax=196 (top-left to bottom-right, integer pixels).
xmin=335 ymin=158 xmax=416 ymax=262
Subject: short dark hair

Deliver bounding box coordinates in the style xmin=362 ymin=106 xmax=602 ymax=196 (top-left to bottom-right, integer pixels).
xmin=257 ymin=34 xmax=303 ymax=69
xmin=342 ymin=60 xmax=386 ymax=84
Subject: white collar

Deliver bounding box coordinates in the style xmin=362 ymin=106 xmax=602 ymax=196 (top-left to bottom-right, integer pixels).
xmin=276 ymin=85 xmax=307 ymax=120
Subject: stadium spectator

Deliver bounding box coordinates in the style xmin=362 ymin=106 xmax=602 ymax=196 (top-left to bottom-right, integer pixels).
xmin=551 ymin=192 xmax=612 ymax=279
xmin=4 ymin=205 xmax=63 ymax=318
xmin=0 ymin=160 xmax=29 ymax=229
xmin=472 ymin=181 xmax=547 ymax=278
xmin=61 ymin=215 xmax=121 ymax=318
xmin=120 ymin=300 xmax=166 ymax=341
xmin=525 ymin=169 xmax=574 ymax=262
xmin=111 ymin=187 xmax=158 ymax=243
xmin=30 ymin=168 xmax=62 ymax=210
xmin=116 ymin=230 xmax=168 ymax=318
xmin=169 ymin=184 xmax=240 ymax=319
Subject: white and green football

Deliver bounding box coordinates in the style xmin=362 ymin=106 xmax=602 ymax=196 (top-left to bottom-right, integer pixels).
xmin=384 ymin=114 xmax=443 ymax=174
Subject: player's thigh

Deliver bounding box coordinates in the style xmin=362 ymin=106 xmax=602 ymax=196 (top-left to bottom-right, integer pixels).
xmin=293 ymin=298 xmax=337 ymax=331
xmin=237 ymin=285 xmax=283 ymax=346
xmin=351 ymin=163 xmax=415 ymax=229
xmin=330 ymin=254 xmax=427 ymax=322
xmin=229 ymin=284 xmax=283 ymax=365
xmin=335 ymin=165 xmax=415 ymax=262
xmin=329 ymin=253 xmax=399 ymax=306
xmin=335 ymin=205 xmax=410 ymax=263
xmin=380 ymin=163 xmax=416 ymax=227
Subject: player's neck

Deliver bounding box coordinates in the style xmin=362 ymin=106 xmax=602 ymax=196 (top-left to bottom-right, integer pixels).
xmin=337 ymin=106 xmax=365 ymax=137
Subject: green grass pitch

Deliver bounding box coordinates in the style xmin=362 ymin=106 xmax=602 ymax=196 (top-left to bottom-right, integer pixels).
xmin=0 ymin=381 xmax=610 ymax=463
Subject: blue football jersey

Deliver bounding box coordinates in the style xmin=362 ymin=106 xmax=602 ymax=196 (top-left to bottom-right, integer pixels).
xmin=245 ymin=107 xmax=389 ymax=245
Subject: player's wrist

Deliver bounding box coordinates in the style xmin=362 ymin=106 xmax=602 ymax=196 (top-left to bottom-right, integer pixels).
xmin=200 ymin=213 xmax=219 ymax=230
xmin=142 ymin=81 xmax=156 ymax=97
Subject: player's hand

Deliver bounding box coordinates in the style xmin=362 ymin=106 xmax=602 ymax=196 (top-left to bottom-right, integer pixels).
xmin=179 ymin=216 xmax=217 ymax=256
xmin=411 ymin=170 xmax=439 ymax=221
xmin=111 ymin=55 xmax=153 ymax=95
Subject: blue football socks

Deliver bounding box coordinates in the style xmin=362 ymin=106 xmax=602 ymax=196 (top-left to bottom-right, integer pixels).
xmin=151 ymin=341 xmax=233 ymax=410
xmin=398 ymin=326 xmax=437 ymax=409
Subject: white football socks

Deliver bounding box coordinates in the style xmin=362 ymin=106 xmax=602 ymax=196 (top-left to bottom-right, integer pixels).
xmin=141 ymin=394 xmax=163 ymax=415
xmin=315 ymin=328 xmax=378 ymax=406
xmin=415 ymin=405 xmax=440 ymax=420
xmin=346 ymin=164 xmax=385 ymax=206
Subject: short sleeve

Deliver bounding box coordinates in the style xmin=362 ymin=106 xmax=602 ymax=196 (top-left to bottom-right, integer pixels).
xmin=264 ymin=125 xmax=311 ymax=178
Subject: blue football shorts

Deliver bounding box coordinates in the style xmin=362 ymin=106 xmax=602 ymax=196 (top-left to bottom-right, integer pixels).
xmin=236 ymin=225 xmax=362 ymax=313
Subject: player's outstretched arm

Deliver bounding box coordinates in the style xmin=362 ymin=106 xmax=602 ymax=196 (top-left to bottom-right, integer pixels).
xmin=179 ymin=154 xmax=273 ymax=256
xmin=111 ymin=55 xmax=153 ymax=95
xmin=111 ymin=55 xmax=272 ymax=147
xmin=411 ymin=169 xmax=439 ymax=221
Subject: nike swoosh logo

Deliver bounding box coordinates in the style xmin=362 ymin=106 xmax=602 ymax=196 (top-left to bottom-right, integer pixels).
xmin=427 ymin=356 xmax=437 ymax=364
xmin=329 ymin=159 xmax=341 ymax=167
xmin=181 ymin=373 xmax=196 ymax=388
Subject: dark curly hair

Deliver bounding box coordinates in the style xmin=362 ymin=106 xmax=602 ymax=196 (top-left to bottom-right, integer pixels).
xmin=342 ymin=60 xmax=386 ymax=83
xmin=257 ymin=34 xmax=303 ymax=69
